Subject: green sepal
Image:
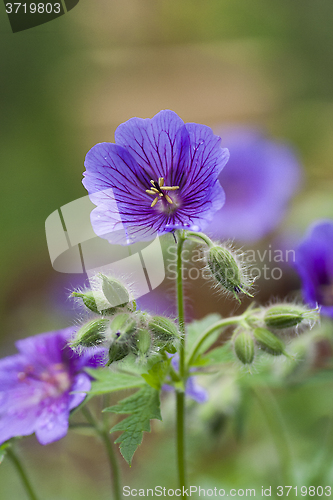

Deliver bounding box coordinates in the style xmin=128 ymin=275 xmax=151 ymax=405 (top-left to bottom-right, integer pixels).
xmin=148 ymin=316 xmax=180 ymax=340
xmin=253 ymin=327 xmax=287 ymax=356
xmin=101 ymin=275 xmax=129 ymax=308
xmin=105 ymin=385 xmax=162 ymax=465
xmin=72 ymin=291 xmax=118 ymax=315
xmin=264 ymin=304 xmax=317 ymax=330
xmin=234 ymin=332 xmax=255 ymax=365
xmin=71 ymin=318 xmax=109 ymax=349
xmin=207 ymin=246 xmax=253 ymax=301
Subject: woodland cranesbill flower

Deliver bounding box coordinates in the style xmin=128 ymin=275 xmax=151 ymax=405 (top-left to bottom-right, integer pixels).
xmin=294 ymin=220 xmax=333 ymax=318
xmin=205 ymin=128 xmax=301 ymax=242
xmin=0 ymin=328 xmax=104 ymax=445
xmin=83 ymin=110 xmax=229 ymax=244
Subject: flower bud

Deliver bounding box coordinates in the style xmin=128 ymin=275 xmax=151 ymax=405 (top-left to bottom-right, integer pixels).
xmin=264 ymin=304 xmax=318 ymax=330
xmin=101 ymin=275 xmax=130 ymax=308
xmin=72 ymin=291 xmax=117 ymax=315
xmin=148 ymin=316 xmax=180 ymax=340
xmin=253 ymin=327 xmax=286 ymax=356
xmin=71 ymin=318 xmax=109 ymax=349
xmin=148 ymin=316 xmax=179 ymax=353
xmin=207 ymin=246 xmax=252 ymax=301
xmin=234 ymin=331 xmax=255 ymax=364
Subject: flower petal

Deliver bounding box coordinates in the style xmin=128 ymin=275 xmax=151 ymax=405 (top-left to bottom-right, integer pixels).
xmin=35 ymin=395 xmax=70 ymax=445
xmin=115 ymin=110 xmax=189 ymax=180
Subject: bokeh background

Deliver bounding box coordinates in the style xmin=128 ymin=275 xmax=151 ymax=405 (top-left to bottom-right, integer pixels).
xmin=1 ymin=1 xmax=333 ymax=498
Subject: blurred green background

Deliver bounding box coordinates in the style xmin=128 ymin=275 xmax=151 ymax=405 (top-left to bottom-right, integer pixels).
xmin=1 ymin=1 xmax=333 ymax=498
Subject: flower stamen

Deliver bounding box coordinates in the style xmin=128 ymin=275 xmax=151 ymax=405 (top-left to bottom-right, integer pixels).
xmin=146 ymin=177 xmax=179 ymax=207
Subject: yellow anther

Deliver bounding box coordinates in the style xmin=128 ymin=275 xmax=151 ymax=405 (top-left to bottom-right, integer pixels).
xmin=160 ymin=186 xmax=179 ymax=191
xmin=146 ymin=177 xmax=179 ymax=207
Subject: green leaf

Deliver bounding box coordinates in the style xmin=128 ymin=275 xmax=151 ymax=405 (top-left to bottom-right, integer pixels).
xmin=141 ymin=358 xmax=171 ymax=390
xmin=85 ymin=368 xmax=145 ymax=395
xmin=105 ymin=384 xmax=162 ymax=464
xmin=200 ymin=342 xmax=234 ymax=367
xmin=186 ymin=314 xmax=222 ymax=355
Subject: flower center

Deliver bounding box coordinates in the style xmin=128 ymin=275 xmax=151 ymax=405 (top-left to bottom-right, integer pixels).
xmin=146 ymin=177 xmax=179 ymax=208
xmin=18 ymin=363 xmax=71 ymax=399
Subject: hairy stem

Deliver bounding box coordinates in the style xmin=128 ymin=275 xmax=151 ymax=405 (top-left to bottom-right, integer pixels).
xmin=7 ymin=446 xmax=39 ymax=500
xmin=176 ymin=230 xmax=187 ymax=493
xmin=82 ymin=407 xmax=121 ymax=500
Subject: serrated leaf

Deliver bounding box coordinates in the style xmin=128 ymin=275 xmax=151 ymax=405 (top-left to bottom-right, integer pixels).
xmin=105 ymin=384 xmax=162 ymax=464
xmin=141 ymin=358 xmax=171 ymax=390
xmin=85 ymin=368 xmax=145 ymax=395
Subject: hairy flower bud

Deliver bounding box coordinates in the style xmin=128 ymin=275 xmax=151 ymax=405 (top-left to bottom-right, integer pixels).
xmin=101 ymin=275 xmax=130 ymax=308
xmin=234 ymin=331 xmax=255 ymax=364
xmin=71 ymin=318 xmax=109 ymax=349
xmin=207 ymin=245 xmax=252 ymax=301
xmin=264 ymin=304 xmax=319 ymax=330
xmin=148 ymin=316 xmax=180 ymax=340
xmin=253 ymin=327 xmax=287 ymax=356
xmin=148 ymin=316 xmax=179 ymax=353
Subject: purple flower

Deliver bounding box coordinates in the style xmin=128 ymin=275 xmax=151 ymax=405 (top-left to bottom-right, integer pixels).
xmin=0 ymin=328 xmax=104 ymax=445
xmin=83 ymin=110 xmax=229 ymax=244
xmin=205 ymin=128 xmax=301 ymax=242
xmin=294 ymin=220 xmax=333 ymax=318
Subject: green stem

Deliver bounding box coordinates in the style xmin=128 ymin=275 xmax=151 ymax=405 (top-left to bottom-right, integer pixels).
xmin=186 ymin=231 xmax=214 ymax=247
xmin=7 ymin=447 xmax=39 ymax=500
xmin=187 ymin=315 xmax=246 ymax=367
xmin=176 ymin=391 xmax=186 ymax=492
xmin=176 ymin=230 xmax=187 ymax=493
xmin=82 ymin=407 xmax=121 ymax=500
xmin=177 ymin=232 xmax=186 ymax=377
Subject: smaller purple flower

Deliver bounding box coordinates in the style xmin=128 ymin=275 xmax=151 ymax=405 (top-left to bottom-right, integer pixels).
xmin=83 ymin=110 xmax=229 ymax=244
xmin=163 ymin=355 xmax=208 ymax=403
xmin=205 ymin=128 xmax=301 ymax=242
xmin=295 ymin=220 xmax=333 ymax=318
xmin=0 ymin=328 xmax=104 ymax=446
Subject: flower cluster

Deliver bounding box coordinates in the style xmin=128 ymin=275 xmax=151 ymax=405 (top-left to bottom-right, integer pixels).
xmin=71 ymin=275 xmax=180 ymax=364
xmin=232 ymin=303 xmax=319 ymax=365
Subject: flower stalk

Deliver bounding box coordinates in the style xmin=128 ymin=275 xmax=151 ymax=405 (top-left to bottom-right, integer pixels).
xmin=7 ymin=446 xmax=39 ymax=500
xmin=175 ymin=230 xmax=187 ymax=493
xmin=81 ymin=407 xmax=121 ymax=500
